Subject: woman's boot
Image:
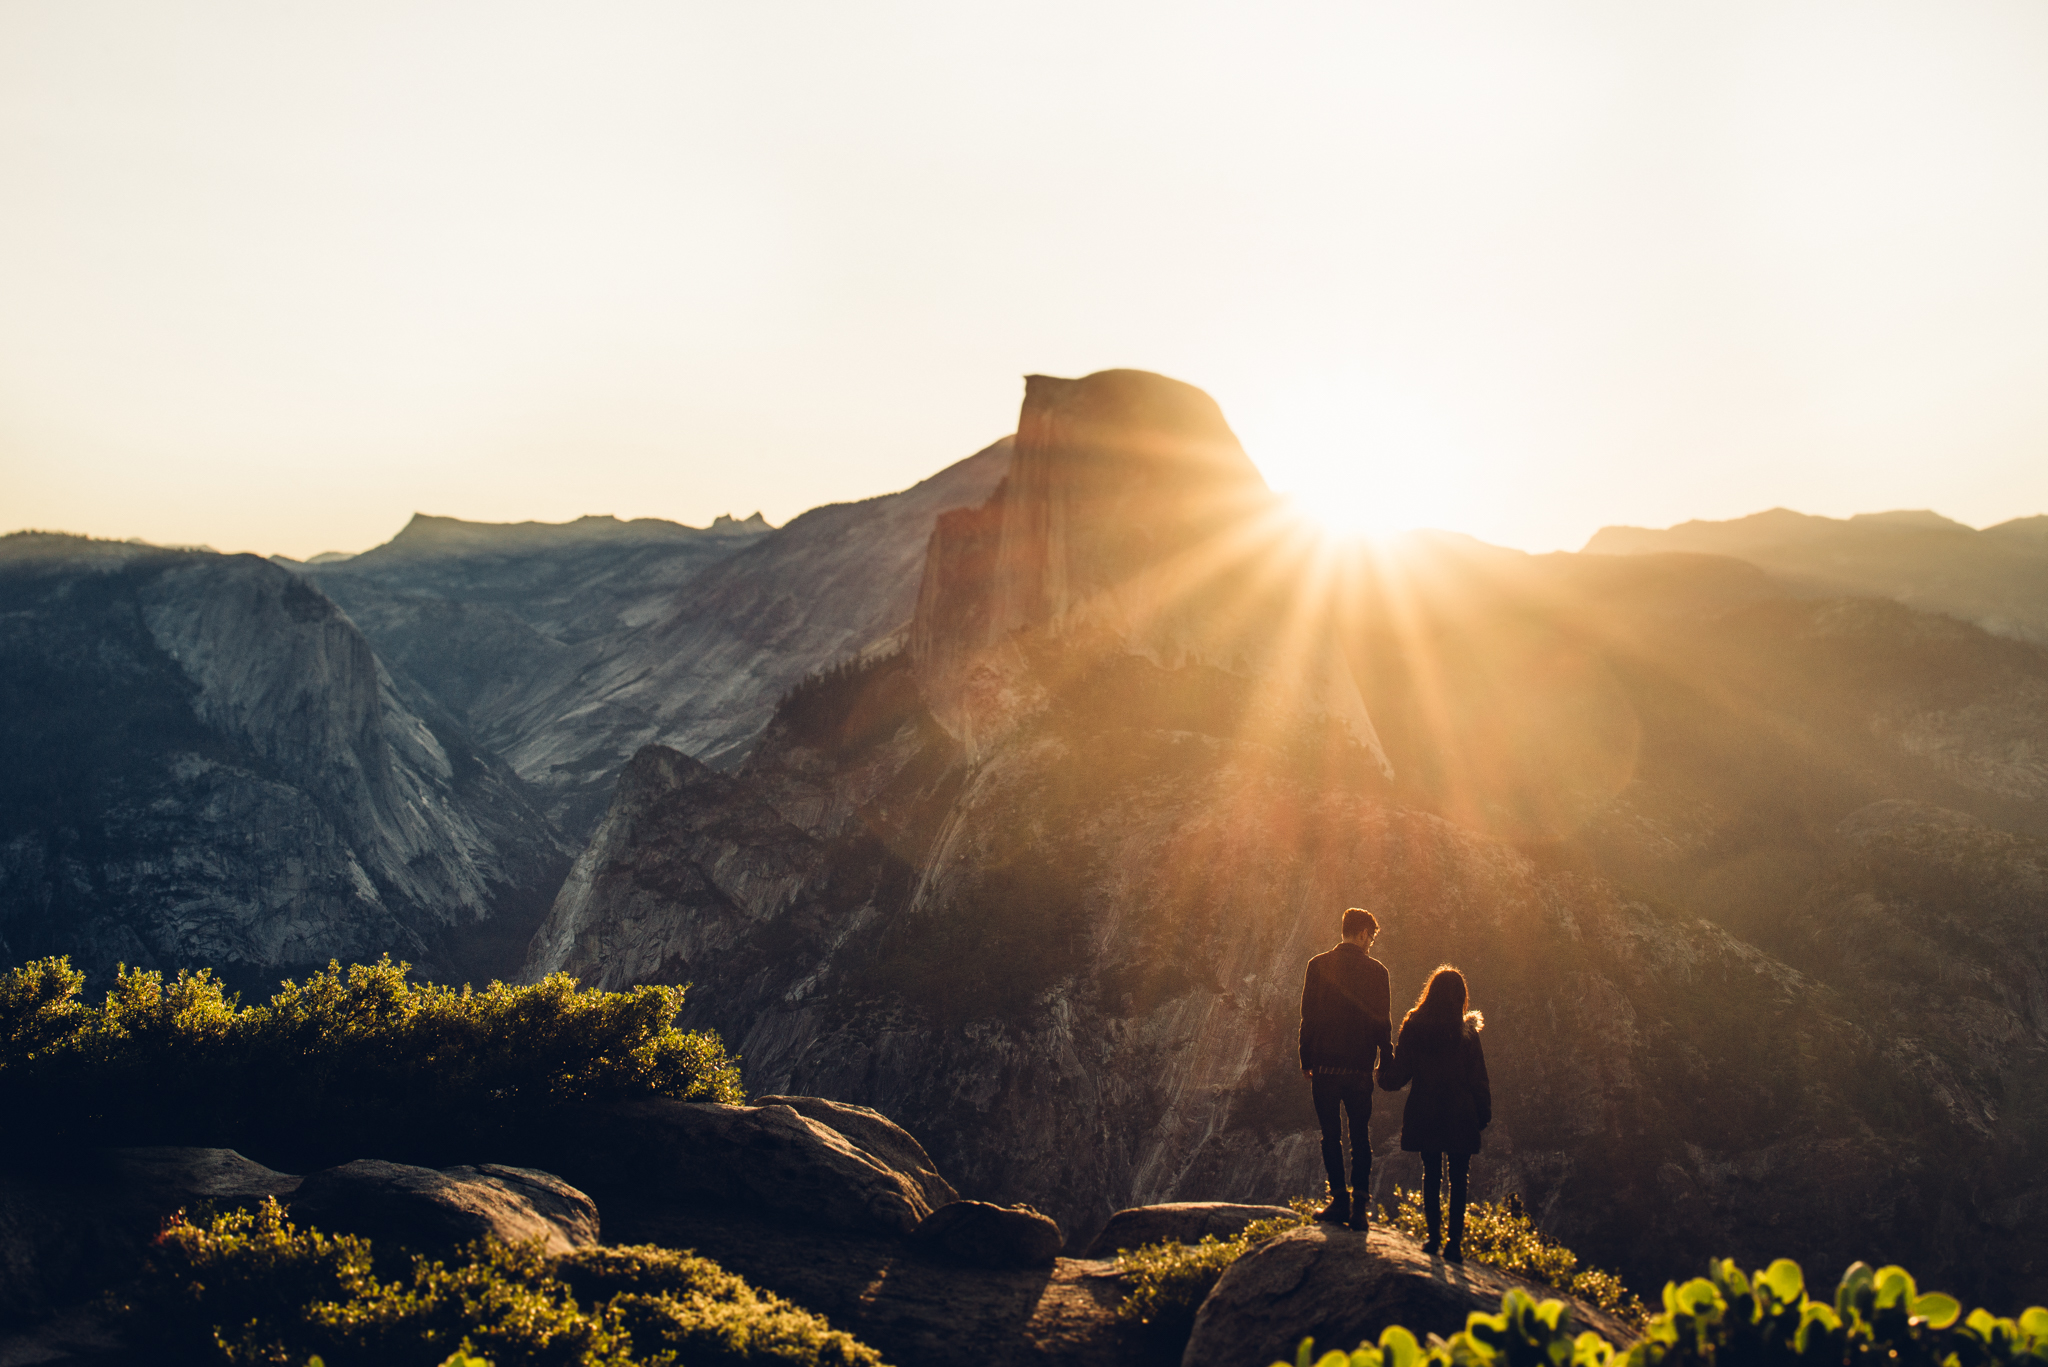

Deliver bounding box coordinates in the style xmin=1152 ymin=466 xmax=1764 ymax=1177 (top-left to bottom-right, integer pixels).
xmin=1316 ymin=1186 xmax=1350 ymax=1225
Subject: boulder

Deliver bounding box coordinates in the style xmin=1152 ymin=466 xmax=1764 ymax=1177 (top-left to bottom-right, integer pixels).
xmin=911 ymin=1199 xmax=1063 ymax=1269
xmin=1083 ymin=1201 xmax=1298 ymax=1258
xmin=543 ymin=1098 xmax=942 ymax=1237
xmin=289 ymin=1160 xmax=599 ymax=1257
xmin=753 ymin=1094 xmax=958 ymax=1214
xmin=1181 ymin=1224 xmax=1636 ymax=1367
xmin=0 ymin=1147 xmax=300 ymax=1323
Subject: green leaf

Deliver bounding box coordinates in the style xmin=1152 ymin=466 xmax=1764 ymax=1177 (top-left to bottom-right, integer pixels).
xmin=1760 ymin=1259 xmax=1804 ymax=1306
xmin=1909 ymin=1292 xmax=1960 ymax=1329
xmin=1379 ymin=1325 xmax=1427 ymax=1367
xmin=1571 ymin=1330 xmax=1614 ymax=1366
xmin=1295 ymin=1336 xmax=1318 ymax=1367
xmin=2018 ymin=1307 xmax=2048 ymax=1344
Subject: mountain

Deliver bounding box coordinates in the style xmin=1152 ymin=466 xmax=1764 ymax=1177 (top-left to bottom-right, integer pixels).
xmin=308 ymin=447 xmax=1012 ymax=837
xmin=0 ymin=533 xmax=572 ymax=991
xmin=523 ymin=371 xmax=2048 ymax=1310
xmin=1584 ymin=507 xmax=2048 ymax=643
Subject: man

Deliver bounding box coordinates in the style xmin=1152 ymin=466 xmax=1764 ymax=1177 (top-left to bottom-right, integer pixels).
xmin=1299 ymin=905 xmax=1392 ymax=1230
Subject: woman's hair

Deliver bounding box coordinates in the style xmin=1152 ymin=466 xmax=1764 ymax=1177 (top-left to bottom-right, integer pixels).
xmin=1399 ymin=964 xmax=1470 ymax=1039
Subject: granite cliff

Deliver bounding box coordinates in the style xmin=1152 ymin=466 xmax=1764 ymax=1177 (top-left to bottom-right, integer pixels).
xmin=308 ymin=446 xmax=1011 ymax=836
xmin=0 ymin=534 xmax=570 ymax=988
xmin=524 ymin=371 xmax=2048 ymax=1311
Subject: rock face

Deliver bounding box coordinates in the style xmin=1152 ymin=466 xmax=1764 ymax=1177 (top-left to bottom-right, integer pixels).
xmin=1181 ymin=1224 xmax=1635 ymax=1367
xmin=754 ymin=1094 xmax=959 ymax=1215
xmin=289 ymin=1159 xmax=600 ymax=1257
xmin=911 ymin=372 xmax=1387 ymax=768
xmin=1083 ymin=1202 xmax=1297 ymax=1258
xmin=912 ymin=1199 xmax=1064 ymax=1268
xmin=311 ymin=445 xmax=1011 ymax=837
xmin=539 ymin=1098 xmax=949 ymax=1237
xmin=0 ymin=535 xmax=571 ymax=988
xmin=527 ymin=378 xmax=2048 ymax=1311
xmin=0 ymin=1146 xmax=301 ymax=1322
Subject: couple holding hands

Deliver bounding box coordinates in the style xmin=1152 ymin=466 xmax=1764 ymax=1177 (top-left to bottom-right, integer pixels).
xmin=1298 ymin=906 xmax=1491 ymax=1264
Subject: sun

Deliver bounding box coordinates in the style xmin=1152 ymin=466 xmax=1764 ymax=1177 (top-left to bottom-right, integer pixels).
xmin=1236 ymin=381 xmax=1479 ymax=543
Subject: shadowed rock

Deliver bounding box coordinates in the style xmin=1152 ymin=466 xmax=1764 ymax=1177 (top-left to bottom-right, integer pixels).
xmin=543 ymin=1098 xmax=945 ymax=1237
xmin=289 ymin=1160 xmax=599 ymax=1257
xmin=1181 ymin=1224 xmax=1635 ymax=1367
xmin=0 ymin=1147 xmax=301 ymax=1323
xmin=912 ymin=1200 xmax=1064 ymax=1269
xmin=1082 ymin=1202 xmax=1297 ymax=1258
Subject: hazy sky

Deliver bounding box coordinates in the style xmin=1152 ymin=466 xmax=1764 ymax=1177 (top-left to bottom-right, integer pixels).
xmin=5 ymin=1 xmax=2048 ymax=559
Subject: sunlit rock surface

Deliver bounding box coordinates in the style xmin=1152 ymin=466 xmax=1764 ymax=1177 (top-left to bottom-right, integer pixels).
xmin=0 ymin=533 xmax=570 ymax=987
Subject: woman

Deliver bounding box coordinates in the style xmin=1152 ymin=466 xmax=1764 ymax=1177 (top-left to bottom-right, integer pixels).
xmin=1377 ymin=965 xmax=1491 ymax=1263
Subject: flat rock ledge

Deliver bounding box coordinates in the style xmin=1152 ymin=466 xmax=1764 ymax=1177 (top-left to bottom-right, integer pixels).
xmin=1181 ymin=1224 xmax=1637 ymax=1367
xmin=1083 ymin=1202 xmax=1298 ymax=1258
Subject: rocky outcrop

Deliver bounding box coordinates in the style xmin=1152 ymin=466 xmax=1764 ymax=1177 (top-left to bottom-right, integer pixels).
xmin=0 ymin=535 xmax=571 ymax=987
xmin=909 ymin=373 xmax=1388 ymax=768
xmin=540 ymin=1098 xmax=949 ymax=1237
xmin=0 ymin=1146 xmax=300 ymax=1323
xmin=289 ymin=1160 xmax=600 ymax=1257
xmin=754 ymin=1094 xmax=959 ymax=1214
xmin=1181 ymin=1224 xmax=1635 ymax=1367
xmin=912 ymin=1200 xmax=1064 ymax=1268
xmin=1083 ymin=1202 xmax=1297 ymax=1258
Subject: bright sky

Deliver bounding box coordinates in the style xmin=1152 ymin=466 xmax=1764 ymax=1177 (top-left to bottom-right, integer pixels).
xmin=4 ymin=1 xmax=2048 ymax=559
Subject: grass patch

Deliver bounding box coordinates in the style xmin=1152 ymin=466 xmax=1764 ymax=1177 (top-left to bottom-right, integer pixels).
xmin=0 ymin=955 xmax=742 ymax=1167
xmin=128 ymin=1200 xmax=885 ymax=1367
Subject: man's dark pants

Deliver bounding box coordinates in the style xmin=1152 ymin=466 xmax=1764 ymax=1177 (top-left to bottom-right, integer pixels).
xmin=1310 ymin=1069 xmax=1373 ymax=1203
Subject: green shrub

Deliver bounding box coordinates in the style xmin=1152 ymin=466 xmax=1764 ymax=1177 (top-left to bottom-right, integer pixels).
xmin=1383 ymin=1188 xmax=1647 ymax=1326
xmin=129 ymin=1201 xmax=885 ymax=1367
xmin=0 ymin=956 xmax=742 ymax=1166
xmin=1273 ymin=1257 xmax=2048 ymax=1367
xmin=1117 ymin=1201 xmax=1316 ymax=1341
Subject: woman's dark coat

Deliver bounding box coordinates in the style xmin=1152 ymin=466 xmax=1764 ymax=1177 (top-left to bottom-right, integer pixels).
xmin=1377 ymin=1011 xmax=1491 ymax=1154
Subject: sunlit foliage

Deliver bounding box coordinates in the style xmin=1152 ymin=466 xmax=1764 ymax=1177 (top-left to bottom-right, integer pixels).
xmin=0 ymin=956 xmax=741 ymax=1165
xmin=131 ymin=1200 xmax=882 ymax=1366
xmin=1274 ymin=1257 xmax=2048 ymax=1367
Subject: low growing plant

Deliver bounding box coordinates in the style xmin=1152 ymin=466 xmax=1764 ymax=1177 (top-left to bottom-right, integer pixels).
xmin=0 ymin=956 xmax=742 ymax=1165
xmin=131 ymin=1200 xmax=885 ymax=1367
xmin=1273 ymin=1257 xmax=2048 ymax=1367
xmin=1383 ymin=1188 xmax=1647 ymax=1327
xmin=1117 ymin=1200 xmax=1317 ymax=1343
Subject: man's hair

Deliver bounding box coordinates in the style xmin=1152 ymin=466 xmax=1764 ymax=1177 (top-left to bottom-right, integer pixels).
xmin=1341 ymin=907 xmax=1377 ymax=939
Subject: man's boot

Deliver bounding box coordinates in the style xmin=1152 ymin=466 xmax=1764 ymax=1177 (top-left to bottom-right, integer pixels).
xmin=1445 ymin=1205 xmax=1465 ymax=1265
xmin=1316 ymin=1186 xmax=1350 ymax=1225
xmin=1350 ymin=1185 xmax=1371 ymax=1231
xmin=1422 ymin=1198 xmax=1441 ymax=1256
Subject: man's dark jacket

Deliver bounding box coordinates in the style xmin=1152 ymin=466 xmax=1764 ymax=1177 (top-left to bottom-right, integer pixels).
xmin=1298 ymin=941 xmax=1392 ymax=1072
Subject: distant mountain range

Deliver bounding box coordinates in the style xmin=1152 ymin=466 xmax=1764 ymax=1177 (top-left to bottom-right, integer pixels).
xmin=1586 ymin=507 xmax=2048 ymax=643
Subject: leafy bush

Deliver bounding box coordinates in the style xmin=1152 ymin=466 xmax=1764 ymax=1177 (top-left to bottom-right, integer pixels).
xmin=0 ymin=956 xmax=742 ymax=1166
xmin=130 ymin=1200 xmax=885 ymax=1367
xmin=1118 ymin=1201 xmax=1316 ymax=1342
xmin=1383 ymin=1188 xmax=1647 ymax=1326
xmin=1274 ymin=1257 xmax=2048 ymax=1367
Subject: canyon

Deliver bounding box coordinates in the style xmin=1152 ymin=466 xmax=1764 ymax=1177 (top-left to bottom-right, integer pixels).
xmin=5 ymin=369 xmax=2046 ymax=1317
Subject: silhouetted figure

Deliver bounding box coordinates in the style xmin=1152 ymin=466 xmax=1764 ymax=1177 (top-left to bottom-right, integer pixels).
xmin=1298 ymin=906 xmax=1391 ymax=1230
xmin=1378 ymin=965 xmax=1490 ymax=1263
